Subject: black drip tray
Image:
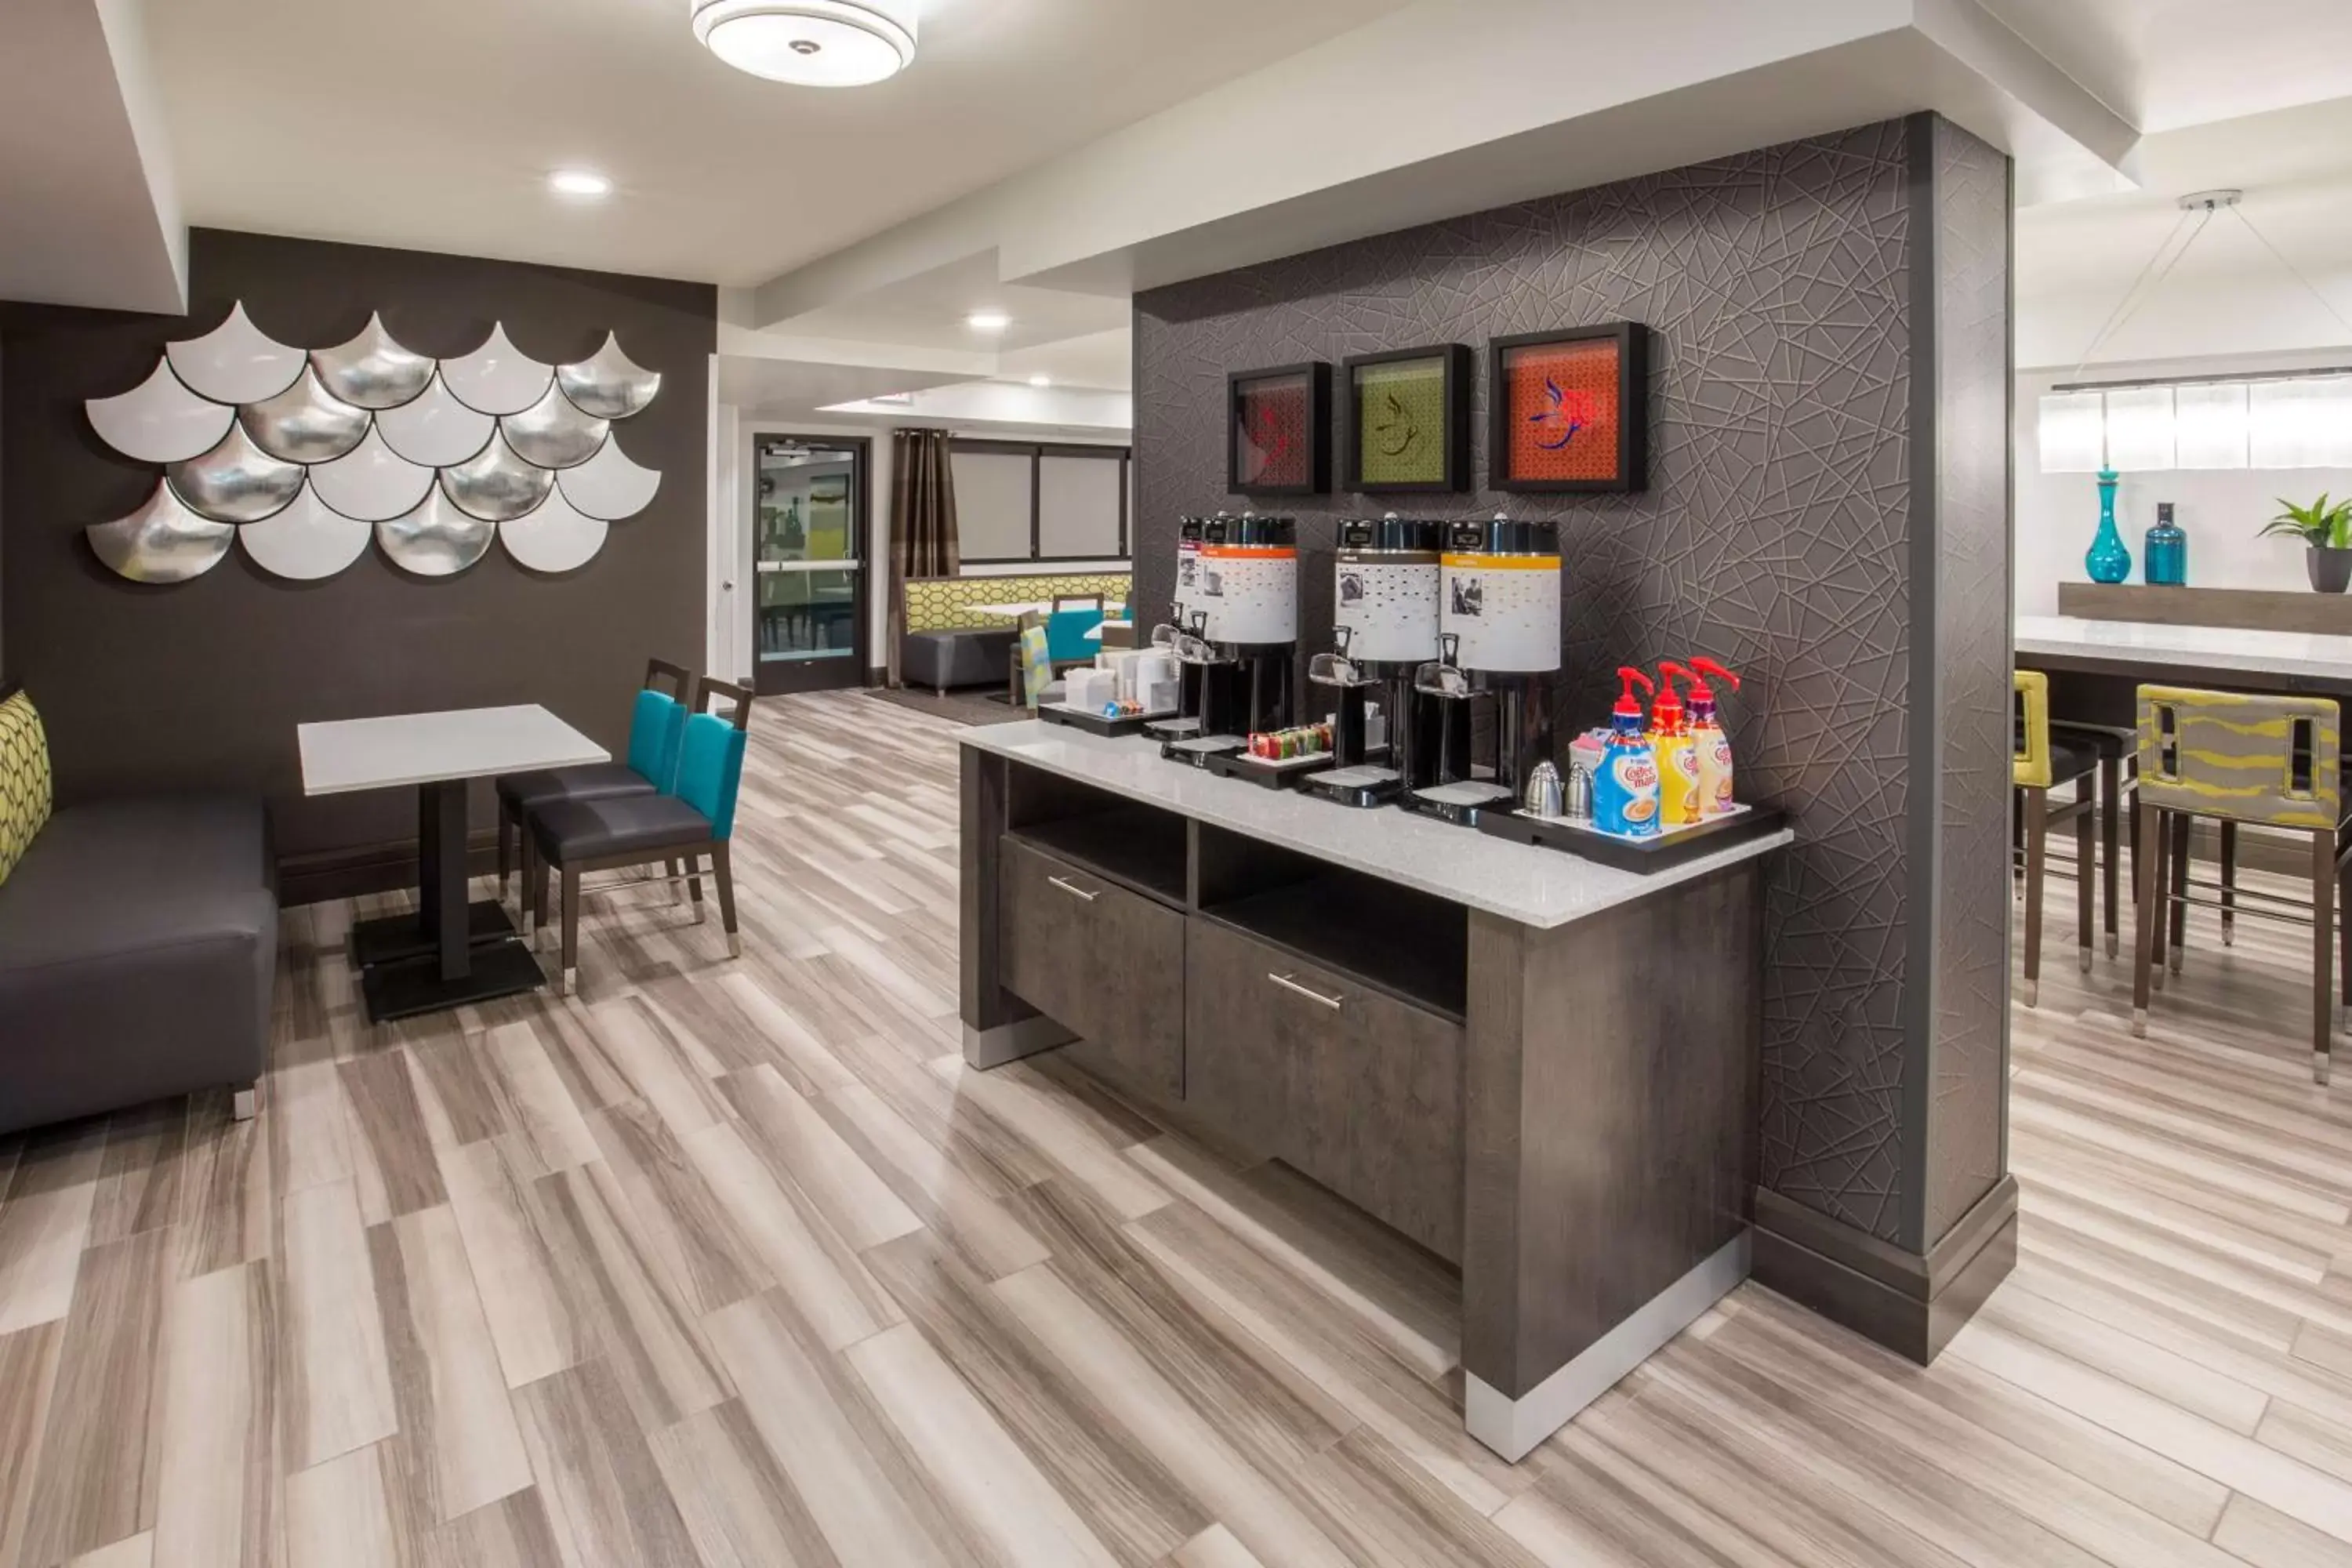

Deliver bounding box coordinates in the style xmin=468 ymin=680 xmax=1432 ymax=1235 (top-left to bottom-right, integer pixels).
xmin=1476 ymin=802 xmax=1786 ymax=873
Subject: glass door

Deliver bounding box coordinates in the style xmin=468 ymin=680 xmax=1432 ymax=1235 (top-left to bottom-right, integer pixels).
xmin=751 ymin=435 xmax=868 ymax=694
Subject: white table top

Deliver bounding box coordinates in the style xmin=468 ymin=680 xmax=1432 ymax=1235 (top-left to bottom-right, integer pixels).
xmin=958 ymin=721 xmax=1791 ymax=931
xmin=967 ymin=601 xmax=1051 ymax=619
xmin=1082 ymin=619 xmax=1134 ymax=642
xmin=299 ymin=704 xmax=608 ymax=797
xmin=2017 ymin=615 xmax=2352 ymax=683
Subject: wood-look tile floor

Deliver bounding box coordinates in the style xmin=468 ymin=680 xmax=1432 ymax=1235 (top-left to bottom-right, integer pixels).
xmin=5 ymin=690 xmax=2352 ymax=1566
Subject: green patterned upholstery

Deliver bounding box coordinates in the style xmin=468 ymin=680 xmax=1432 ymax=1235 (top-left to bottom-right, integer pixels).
xmin=2136 ymin=684 xmax=2343 ymax=830
xmin=0 ymin=690 xmax=55 ymax=887
xmin=903 ymin=573 xmax=1130 ymax=631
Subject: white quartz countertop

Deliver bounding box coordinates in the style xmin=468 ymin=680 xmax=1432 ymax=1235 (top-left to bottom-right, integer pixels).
xmin=959 ymin=721 xmax=1791 ymax=931
xmin=2017 ymin=615 xmax=2352 ymax=682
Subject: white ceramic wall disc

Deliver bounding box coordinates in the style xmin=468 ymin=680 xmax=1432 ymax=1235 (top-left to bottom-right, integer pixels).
xmin=555 ymin=435 xmax=662 ymax=520
xmin=307 ymin=427 xmax=437 ymax=521
xmin=499 ymin=488 xmax=608 ymax=574
xmin=441 ymin=324 xmax=554 ymax=416
xmin=310 ymin=312 xmax=434 ymax=410
xmin=378 ymin=488 xmax=495 ymax=577
xmin=86 ymin=361 xmax=235 ymax=463
xmin=375 ymin=374 xmax=495 ymax=468
xmin=165 ymin=302 xmax=307 ymax=405
xmin=237 ymin=483 xmax=371 ymax=581
xmin=87 ymin=481 xmax=236 ymax=583
xmin=556 ymin=332 xmax=661 ymax=419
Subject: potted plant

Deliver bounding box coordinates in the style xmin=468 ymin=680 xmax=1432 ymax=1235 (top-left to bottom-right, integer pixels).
xmin=2262 ymin=494 xmax=2352 ymax=593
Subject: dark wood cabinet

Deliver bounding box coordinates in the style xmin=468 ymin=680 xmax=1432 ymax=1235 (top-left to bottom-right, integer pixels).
xmin=1185 ymin=917 xmax=1465 ymax=1261
xmin=996 ymin=836 xmax=1185 ymax=1102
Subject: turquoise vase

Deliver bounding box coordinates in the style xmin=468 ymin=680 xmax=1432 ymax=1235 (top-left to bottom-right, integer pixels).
xmin=2085 ymin=469 xmax=2131 ymax=584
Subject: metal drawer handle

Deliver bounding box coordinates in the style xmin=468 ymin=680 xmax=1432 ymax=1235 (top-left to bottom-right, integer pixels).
xmin=1267 ymin=971 xmax=1343 ymax=1010
xmin=1047 ymin=876 xmax=1099 ymax=903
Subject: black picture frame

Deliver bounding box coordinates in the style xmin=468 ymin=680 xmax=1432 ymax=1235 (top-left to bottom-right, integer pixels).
xmin=1487 ymin=322 xmax=1649 ymax=494
xmin=1342 ymin=343 xmax=1472 ymax=494
xmin=1226 ymin=361 xmax=1331 ymax=497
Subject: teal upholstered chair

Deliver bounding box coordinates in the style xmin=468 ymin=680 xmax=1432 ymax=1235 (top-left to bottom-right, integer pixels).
xmin=498 ymin=658 xmax=692 ymax=916
xmin=1044 ymin=603 xmax=1106 ymax=666
xmin=529 ymin=677 xmax=752 ymax=995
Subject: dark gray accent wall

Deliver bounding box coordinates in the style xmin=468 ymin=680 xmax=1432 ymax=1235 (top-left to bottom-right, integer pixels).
xmin=0 ymin=230 xmax=714 ymax=887
xmin=1134 ymin=115 xmax=2012 ymax=1252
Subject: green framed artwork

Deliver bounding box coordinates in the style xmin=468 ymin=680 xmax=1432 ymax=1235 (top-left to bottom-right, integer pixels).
xmin=1344 ymin=343 xmax=1472 ymax=493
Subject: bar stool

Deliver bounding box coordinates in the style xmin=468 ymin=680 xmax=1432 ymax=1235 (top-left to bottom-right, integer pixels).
xmin=2047 ymin=717 xmax=2140 ymax=958
xmin=2131 ymin=684 xmax=2350 ymax=1083
xmin=2013 ymin=672 xmax=2099 ymax=1007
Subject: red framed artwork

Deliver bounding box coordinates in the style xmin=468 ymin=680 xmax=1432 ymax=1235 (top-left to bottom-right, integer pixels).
xmin=1488 ymin=323 xmax=1649 ymax=493
xmin=1227 ymin=362 xmax=1331 ymax=496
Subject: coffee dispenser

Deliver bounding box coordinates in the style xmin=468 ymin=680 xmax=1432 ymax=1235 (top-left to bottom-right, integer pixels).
xmin=1406 ymin=514 xmax=1563 ymax=822
xmin=1303 ymin=514 xmax=1450 ymax=808
xmin=1186 ymin=512 xmax=1298 ymax=744
xmin=1146 ymin=514 xmax=1215 ymax=742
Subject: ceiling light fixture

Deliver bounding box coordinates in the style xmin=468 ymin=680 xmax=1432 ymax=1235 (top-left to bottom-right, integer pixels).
xmin=1027 ymin=375 xmax=1052 ymax=388
xmin=966 ymin=310 xmax=1010 ymax=333
xmin=548 ymin=169 xmax=613 ymax=199
xmin=691 ymin=0 xmax=917 ymax=87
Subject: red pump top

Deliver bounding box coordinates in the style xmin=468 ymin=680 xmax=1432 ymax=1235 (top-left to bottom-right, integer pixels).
xmin=1613 ymin=666 xmax=1653 ymax=736
xmin=1653 ymin=662 xmax=1692 ymax=735
xmin=1681 ymin=656 xmax=1741 ymax=721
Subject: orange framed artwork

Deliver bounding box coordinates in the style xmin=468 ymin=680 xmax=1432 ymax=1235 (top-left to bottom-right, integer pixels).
xmin=1488 ymin=323 xmax=1649 ymax=493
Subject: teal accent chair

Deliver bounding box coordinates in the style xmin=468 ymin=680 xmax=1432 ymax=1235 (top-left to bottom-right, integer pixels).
xmin=528 ymin=677 xmax=753 ymax=996
xmin=497 ymin=658 xmax=692 ymax=918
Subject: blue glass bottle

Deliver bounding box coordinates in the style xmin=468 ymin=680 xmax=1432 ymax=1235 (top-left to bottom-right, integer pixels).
xmin=2085 ymin=469 xmax=2131 ymax=584
xmin=2145 ymin=501 xmax=2187 ymax=587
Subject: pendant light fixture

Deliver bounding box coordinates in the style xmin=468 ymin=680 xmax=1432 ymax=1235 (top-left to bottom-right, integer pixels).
xmin=2037 ymin=191 xmax=2352 ymax=472
xmin=691 ymin=0 xmax=917 ymax=87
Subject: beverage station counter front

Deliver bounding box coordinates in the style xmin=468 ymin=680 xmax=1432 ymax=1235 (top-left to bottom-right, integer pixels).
xmin=957 ymin=510 xmax=1794 ymax=1461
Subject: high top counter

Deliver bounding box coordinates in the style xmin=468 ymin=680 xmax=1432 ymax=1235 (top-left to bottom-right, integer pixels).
xmin=956 ymin=723 xmax=1788 ymax=1461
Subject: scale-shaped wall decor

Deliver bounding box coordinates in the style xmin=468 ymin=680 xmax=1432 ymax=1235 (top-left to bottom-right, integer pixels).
xmin=84 ymin=303 xmax=664 ymax=583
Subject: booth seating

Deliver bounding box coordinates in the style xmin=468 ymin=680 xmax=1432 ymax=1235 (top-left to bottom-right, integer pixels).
xmin=899 ymin=571 xmax=1130 ymax=694
xmin=496 ymin=657 xmax=692 ymax=933
xmin=0 ymin=684 xmax=274 ymax=1135
xmin=531 ymin=678 xmax=753 ymax=996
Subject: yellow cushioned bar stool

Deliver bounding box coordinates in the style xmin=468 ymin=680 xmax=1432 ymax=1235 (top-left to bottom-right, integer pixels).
xmin=2013 ymin=671 xmax=2100 ymax=1007
xmin=2131 ymin=684 xmax=2350 ymax=1082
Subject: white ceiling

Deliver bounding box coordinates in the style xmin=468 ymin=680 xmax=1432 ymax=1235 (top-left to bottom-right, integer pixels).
xmin=143 ymin=0 xmax=1413 ymax=289
xmin=782 ymin=250 xmax=1127 ymax=354
xmin=1979 ymin=0 xmax=2352 ymax=133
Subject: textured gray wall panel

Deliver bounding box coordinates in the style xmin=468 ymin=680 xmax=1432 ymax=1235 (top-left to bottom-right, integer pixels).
xmin=1136 ymin=119 xmax=2010 ymax=1243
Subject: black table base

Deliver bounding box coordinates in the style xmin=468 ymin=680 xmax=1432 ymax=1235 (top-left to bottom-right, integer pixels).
xmin=354 ymin=777 xmax=546 ymax=1024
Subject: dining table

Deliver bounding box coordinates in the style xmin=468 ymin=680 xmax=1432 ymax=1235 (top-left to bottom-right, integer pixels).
xmin=298 ymin=704 xmax=608 ymax=1022
xmin=2016 ymin=614 xmax=2352 ymax=696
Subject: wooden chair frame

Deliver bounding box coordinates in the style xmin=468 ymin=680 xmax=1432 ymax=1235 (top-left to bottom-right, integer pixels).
xmin=532 ymin=677 xmax=753 ymax=996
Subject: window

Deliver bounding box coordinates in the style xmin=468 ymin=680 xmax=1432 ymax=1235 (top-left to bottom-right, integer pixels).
xmin=949 ymin=440 xmax=1130 ymax=563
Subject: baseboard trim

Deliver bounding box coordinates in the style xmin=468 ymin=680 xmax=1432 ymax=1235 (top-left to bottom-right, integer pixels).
xmin=1751 ymin=1176 xmax=2017 ymax=1363
xmin=1465 ymin=1230 xmax=1751 ymax=1462
xmin=963 ymin=1014 xmax=1075 ymax=1069
xmin=278 ymin=834 xmax=501 ymax=908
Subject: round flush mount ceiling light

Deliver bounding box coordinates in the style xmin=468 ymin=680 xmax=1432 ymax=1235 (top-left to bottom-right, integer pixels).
xmin=548 ymin=169 xmax=613 ymax=199
xmin=692 ymin=0 xmax=917 ymax=87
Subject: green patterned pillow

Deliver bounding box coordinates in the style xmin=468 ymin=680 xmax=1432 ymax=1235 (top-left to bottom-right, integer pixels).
xmin=0 ymin=691 xmax=53 ymax=886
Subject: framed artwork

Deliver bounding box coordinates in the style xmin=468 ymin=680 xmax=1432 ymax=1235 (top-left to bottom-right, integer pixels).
xmin=1488 ymin=323 xmax=1649 ymax=493
xmin=1343 ymin=343 xmax=1472 ymax=493
xmin=1227 ymin=361 xmax=1330 ymax=496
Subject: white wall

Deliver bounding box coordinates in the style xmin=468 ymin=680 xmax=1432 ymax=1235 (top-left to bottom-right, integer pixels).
xmin=2016 ymin=351 xmax=2352 ymax=614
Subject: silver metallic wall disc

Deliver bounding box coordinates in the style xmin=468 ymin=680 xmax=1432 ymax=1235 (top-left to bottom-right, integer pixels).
xmin=87 ymin=481 xmax=236 ymax=583
xmin=238 ymin=369 xmax=371 ymax=464
xmin=501 ymin=383 xmax=610 ymax=470
xmin=439 ymin=433 xmax=555 ymax=522
xmin=310 ymin=312 xmax=434 ymax=410
xmin=378 ymin=488 xmax=496 ymax=577
xmin=556 ymin=332 xmax=661 ymax=419
xmin=165 ymin=423 xmax=304 ymax=524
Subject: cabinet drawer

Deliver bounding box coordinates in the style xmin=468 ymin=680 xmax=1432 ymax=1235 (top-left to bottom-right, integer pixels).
xmin=997 ymin=836 xmax=1185 ymax=1103
xmin=1185 ymin=918 xmax=1463 ymax=1260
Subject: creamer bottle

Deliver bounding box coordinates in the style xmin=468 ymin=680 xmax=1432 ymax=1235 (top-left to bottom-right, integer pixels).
xmin=1683 ymin=657 xmax=1743 ymax=815
xmin=1652 ymin=662 xmax=1704 ymax=827
xmin=1592 ymin=668 xmax=1662 ymax=838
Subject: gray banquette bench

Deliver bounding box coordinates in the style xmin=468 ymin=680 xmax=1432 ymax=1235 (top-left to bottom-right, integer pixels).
xmin=0 ymin=683 xmax=274 ymax=1135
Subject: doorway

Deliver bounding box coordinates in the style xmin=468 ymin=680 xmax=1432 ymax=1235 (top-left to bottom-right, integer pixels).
xmin=750 ymin=434 xmax=869 ymax=694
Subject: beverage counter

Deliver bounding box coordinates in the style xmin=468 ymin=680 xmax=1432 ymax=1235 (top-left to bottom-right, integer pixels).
xmin=957 ymin=720 xmax=1791 ymax=1460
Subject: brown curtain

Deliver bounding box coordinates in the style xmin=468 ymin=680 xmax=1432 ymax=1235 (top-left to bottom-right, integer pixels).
xmin=886 ymin=427 xmax=960 ymax=686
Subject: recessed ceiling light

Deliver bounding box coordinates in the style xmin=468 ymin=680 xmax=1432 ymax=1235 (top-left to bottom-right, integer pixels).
xmin=691 ymin=0 xmax=917 ymax=88
xmin=967 ymin=310 xmax=1011 ymax=333
xmin=549 ymin=169 xmax=612 ymax=199
xmin=1027 ymin=375 xmax=1052 ymax=388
